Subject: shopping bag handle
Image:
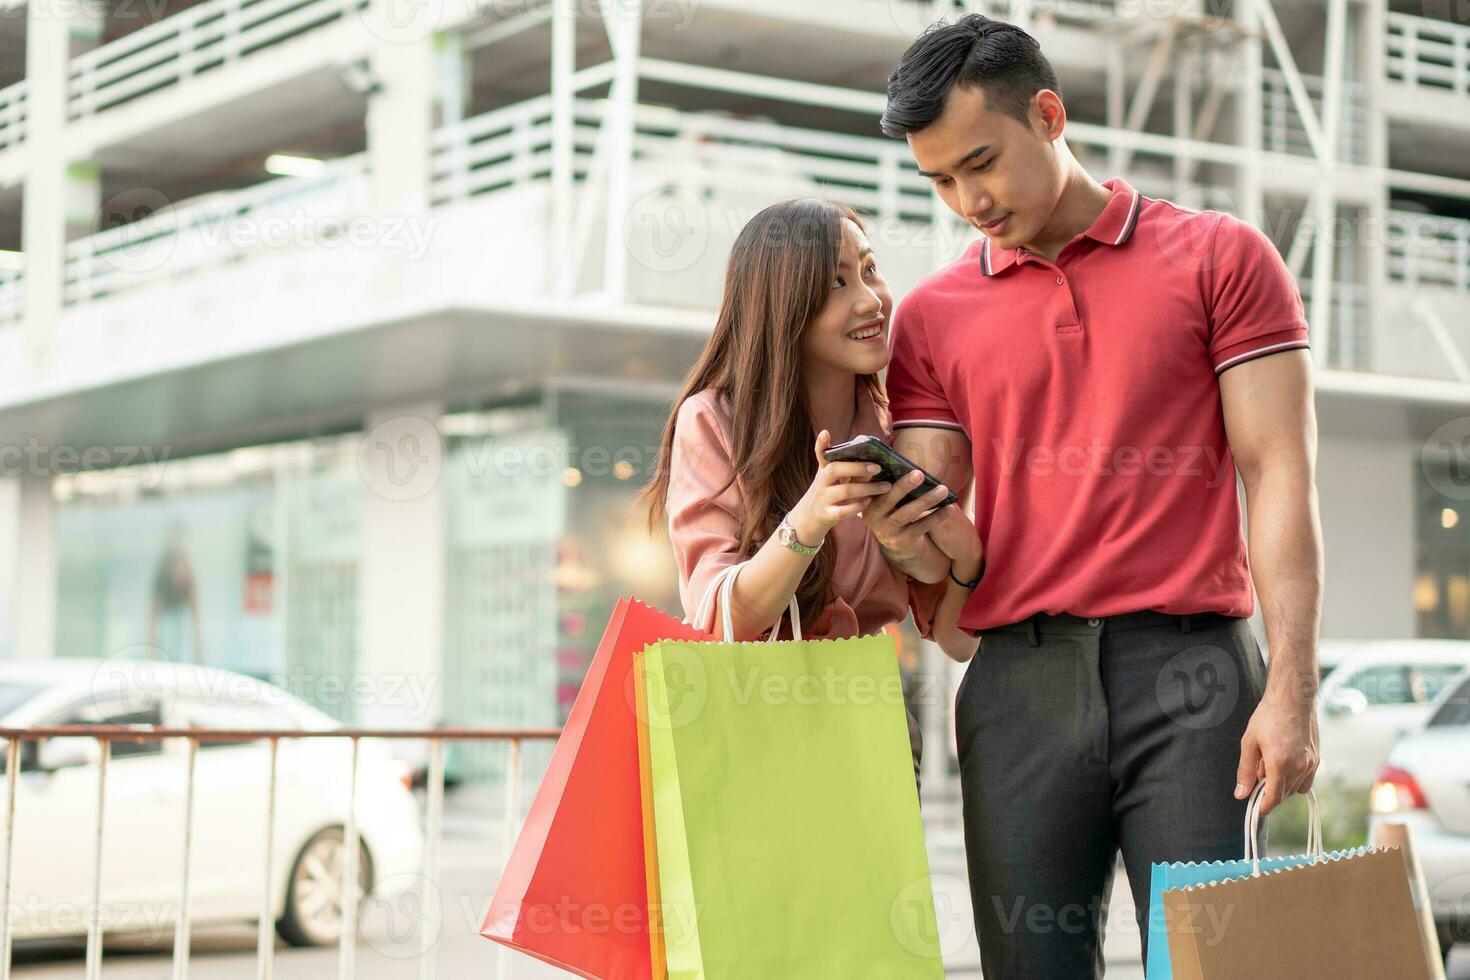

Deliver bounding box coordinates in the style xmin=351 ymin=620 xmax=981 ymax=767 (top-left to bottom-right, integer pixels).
xmin=694 ymin=561 xmax=803 ymax=643
xmin=1243 ymin=779 xmax=1323 ymax=875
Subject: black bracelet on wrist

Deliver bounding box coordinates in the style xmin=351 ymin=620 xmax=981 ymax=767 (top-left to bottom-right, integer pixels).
xmin=949 ymin=556 xmax=985 ymax=590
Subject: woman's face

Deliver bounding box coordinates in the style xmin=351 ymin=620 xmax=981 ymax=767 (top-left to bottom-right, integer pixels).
xmin=800 ymin=219 xmax=893 ymax=379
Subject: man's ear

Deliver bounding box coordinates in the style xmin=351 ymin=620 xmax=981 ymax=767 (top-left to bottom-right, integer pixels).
xmin=1034 ymin=90 xmax=1065 ymax=140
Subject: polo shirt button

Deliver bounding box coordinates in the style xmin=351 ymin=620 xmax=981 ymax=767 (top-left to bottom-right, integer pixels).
xmin=1087 ymin=618 xmax=1101 ymax=628
xmin=1055 ymin=276 xmax=1064 ymax=285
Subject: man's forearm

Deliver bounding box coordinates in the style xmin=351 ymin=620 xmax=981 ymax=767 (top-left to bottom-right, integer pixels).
xmin=1244 ymin=464 xmax=1324 ymax=707
xmin=880 ymin=535 xmax=950 ymax=584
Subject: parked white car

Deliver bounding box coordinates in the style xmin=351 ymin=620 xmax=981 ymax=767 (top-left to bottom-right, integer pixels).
xmin=0 ymin=659 xmax=424 ymax=946
xmin=1315 ymin=640 xmax=1470 ymax=787
xmin=1371 ymin=670 xmax=1470 ymax=962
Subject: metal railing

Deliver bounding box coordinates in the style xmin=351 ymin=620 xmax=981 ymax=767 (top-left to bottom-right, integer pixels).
xmin=0 ymin=725 xmax=560 ymax=980
xmin=67 ymin=0 xmax=370 ymax=119
xmin=1386 ymin=12 xmax=1470 ymax=98
xmin=0 ymin=82 xmax=26 ymax=154
xmin=1300 ymin=278 xmax=1370 ymax=371
xmin=431 ymin=96 xmax=936 ymax=224
xmin=1261 ymin=67 xmax=1367 ymax=164
xmin=618 ymin=101 xmax=935 ymax=224
xmin=1388 ymin=209 xmax=1470 ymax=293
xmin=63 ymin=153 xmax=370 ymax=304
xmin=899 ymin=0 xmax=1133 ymax=26
xmin=431 ymin=96 xmax=561 ymax=207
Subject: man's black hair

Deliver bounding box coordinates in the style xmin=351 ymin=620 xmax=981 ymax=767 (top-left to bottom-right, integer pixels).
xmin=881 ymin=14 xmax=1061 ymax=139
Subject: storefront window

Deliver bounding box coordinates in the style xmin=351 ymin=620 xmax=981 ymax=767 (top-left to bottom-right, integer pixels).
xmin=53 ymin=436 xmax=365 ymax=718
xmin=1415 ymin=459 xmax=1470 ymax=638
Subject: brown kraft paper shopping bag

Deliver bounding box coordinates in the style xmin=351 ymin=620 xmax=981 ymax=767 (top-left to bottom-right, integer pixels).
xmin=1161 ymin=784 xmax=1431 ymax=980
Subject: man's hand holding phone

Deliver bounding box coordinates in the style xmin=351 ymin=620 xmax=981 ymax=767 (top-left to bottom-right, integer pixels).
xmin=860 ymin=469 xmax=955 ymax=569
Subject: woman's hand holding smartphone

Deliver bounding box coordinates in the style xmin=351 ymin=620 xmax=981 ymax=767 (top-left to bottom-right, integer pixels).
xmin=785 ymin=431 xmax=895 ymax=547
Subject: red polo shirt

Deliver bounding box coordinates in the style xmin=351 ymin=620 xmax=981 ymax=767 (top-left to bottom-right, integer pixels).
xmin=888 ymin=177 xmax=1310 ymax=633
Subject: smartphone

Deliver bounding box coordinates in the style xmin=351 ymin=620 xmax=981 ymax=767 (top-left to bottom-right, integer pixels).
xmin=822 ymin=434 xmax=959 ymax=510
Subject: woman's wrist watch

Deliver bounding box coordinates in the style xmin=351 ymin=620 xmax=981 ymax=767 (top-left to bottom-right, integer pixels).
xmin=776 ymin=515 xmax=823 ymax=556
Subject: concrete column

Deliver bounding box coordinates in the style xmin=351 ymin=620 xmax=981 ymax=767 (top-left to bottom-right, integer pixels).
xmin=21 ymin=0 xmax=106 ymax=372
xmin=364 ymin=17 xmax=437 ymax=216
xmin=357 ymin=403 xmax=445 ymax=729
xmin=433 ymin=30 xmax=469 ymax=129
xmin=20 ymin=0 xmax=69 ymax=376
xmin=9 ymin=472 xmax=56 ymax=660
xmin=1234 ymin=0 xmax=1265 ymax=228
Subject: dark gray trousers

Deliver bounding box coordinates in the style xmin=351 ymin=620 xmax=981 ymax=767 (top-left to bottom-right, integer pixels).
xmin=955 ymin=610 xmax=1269 ymax=978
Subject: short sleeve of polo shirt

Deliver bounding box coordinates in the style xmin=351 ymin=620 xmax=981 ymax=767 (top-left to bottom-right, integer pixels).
xmin=885 ymin=296 xmax=963 ymax=431
xmin=1206 ymin=213 xmax=1311 ymax=375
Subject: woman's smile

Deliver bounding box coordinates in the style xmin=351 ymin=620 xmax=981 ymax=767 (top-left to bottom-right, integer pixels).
xmin=847 ymin=316 xmax=886 ymax=344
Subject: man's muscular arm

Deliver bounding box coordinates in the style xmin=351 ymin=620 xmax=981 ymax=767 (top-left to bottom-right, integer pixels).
xmin=1221 ymin=350 xmax=1323 ymax=816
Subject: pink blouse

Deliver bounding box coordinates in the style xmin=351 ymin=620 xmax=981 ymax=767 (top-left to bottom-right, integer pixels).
xmin=667 ymin=385 xmax=935 ymax=640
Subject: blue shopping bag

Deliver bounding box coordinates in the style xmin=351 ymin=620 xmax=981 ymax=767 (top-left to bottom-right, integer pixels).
xmin=1144 ymin=783 xmax=1369 ymax=979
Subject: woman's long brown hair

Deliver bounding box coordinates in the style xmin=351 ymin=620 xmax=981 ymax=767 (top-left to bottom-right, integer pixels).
xmin=639 ymin=198 xmax=887 ymax=631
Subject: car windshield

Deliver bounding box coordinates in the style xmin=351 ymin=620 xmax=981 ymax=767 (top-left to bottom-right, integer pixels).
xmin=0 ymin=683 xmax=48 ymax=772
xmin=0 ymin=682 xmax=45 ymax=721
xmin=1426 ymin=676 xmax=1470 ymax=728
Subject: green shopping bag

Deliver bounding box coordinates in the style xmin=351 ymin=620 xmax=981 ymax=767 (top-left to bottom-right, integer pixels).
xmin=635 ymin=563 xmax=944 ymax=979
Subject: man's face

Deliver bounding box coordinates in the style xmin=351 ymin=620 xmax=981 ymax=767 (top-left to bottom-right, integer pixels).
xmin=907 ymin=85 xmax=1062 ymax=250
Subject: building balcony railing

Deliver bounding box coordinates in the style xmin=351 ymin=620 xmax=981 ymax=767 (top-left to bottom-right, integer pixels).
xmin=1301 ymin=278 xmax=1371 ymax=372
xmin=431 ymin=96 xmax=937 ymax=222
xmin=67 ymin=0 xmax=369 ymax=120
xmin=0 ymin=80 xmax=27 ymax=154
xmin=62 ymin=154 xmax=371 ymax=305
xmin=22 ymin=94 xmax=1470 ymax=396
xmin=1386 ymin=11 xmax=1470 ymax=99
xmin=1262 ymin=67 xmax=1367 ymax=165
xmin=431 ymin=95 xmax=560 ymax=208
xmin=1388 ymin=209 xmax=1470 ymax=293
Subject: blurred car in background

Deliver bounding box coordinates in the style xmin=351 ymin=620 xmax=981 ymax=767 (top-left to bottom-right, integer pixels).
xmin=0 ymin=659 xmax=423 ymax=946
xmin=1315 ymin=639 xmax=1470 ymax=786
xmin=1371 ymin=671 xmax=1470 ymax=963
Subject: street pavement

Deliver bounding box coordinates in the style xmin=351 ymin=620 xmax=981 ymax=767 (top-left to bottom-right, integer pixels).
xmin=10 ymin=792 xmax=1469 ymax=978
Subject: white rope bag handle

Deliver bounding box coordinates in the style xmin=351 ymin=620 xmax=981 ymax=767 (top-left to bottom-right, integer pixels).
xmin=692 ymin=561 xmax=803 ymax=643
xmin=1243 ymin=779 xmax=1323 ymax=876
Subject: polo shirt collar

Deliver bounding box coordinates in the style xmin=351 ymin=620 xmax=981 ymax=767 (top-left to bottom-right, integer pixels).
xmin=979 ymin=177 xmax=1143 ymax=277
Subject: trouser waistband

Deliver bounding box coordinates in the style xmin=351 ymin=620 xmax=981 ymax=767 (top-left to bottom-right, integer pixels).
xmin=985 ymin=610 xmax=1236 ymax=646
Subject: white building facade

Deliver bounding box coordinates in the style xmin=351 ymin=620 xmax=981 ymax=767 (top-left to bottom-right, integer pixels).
xmin=0 ymin=0 xmax=1467 ymax=781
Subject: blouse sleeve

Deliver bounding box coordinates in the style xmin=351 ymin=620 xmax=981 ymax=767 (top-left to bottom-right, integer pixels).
xmin=667 ymin=393 xmax=747 ymax=634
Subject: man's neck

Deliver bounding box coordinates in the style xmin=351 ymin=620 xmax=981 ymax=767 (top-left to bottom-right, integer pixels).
xmin=1023 ymin=167 xmax=1113 ymax=264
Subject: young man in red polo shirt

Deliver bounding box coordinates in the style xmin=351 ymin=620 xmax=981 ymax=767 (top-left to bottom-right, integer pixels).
xmin=865 ymin=14 xmax=1323 ymax=977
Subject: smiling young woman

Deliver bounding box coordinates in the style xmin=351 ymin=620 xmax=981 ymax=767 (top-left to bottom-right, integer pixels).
xmin=638 ymin=197 xmax=985 ymax=788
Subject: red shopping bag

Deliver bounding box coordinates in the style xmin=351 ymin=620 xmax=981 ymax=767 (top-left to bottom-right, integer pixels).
xmin=480 ymin=598 xmax=708 ymax=979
